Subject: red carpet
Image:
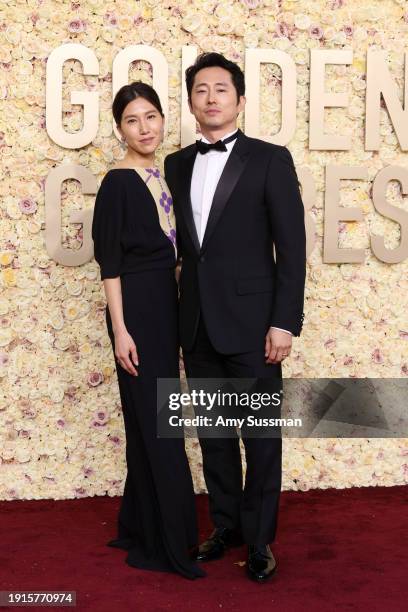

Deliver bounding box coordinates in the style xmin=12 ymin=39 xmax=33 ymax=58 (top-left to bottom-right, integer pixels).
xmin=1 ymin=486 xmax=407 ymax=611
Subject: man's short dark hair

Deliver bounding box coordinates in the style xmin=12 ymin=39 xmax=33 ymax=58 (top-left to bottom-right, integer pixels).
xmin=185 ymin=52 xmax=245 ymax=103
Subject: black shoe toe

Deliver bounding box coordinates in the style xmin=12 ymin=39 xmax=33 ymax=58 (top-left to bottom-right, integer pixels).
xmin=247 ymin=545 xmax=277 ymax=582
xmin=195 ymin=527 xmax=243 ymax=562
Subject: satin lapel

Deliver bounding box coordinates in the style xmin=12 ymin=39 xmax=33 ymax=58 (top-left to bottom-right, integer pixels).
xmin=200 ymin=130 xmax=251 ymax=253
xmin=178 ymin=147 xmax=200 ymax=254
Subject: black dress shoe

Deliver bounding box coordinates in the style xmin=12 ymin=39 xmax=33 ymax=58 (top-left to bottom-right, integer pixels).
xmin=196 ymin=527 xmax=243 ymax=562
xmin=247 ymin=545 xmax=277 ymax=582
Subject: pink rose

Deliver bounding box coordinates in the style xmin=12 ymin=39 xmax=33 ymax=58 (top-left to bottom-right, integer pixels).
xmin=0 ymin=352 xmax=9 ymax=366
xmin=275 ymin=22 xmax=294 ymax=39
xmin=92 ymin=408 xmax=109 ymax=425
xmin=309 ymin=25 xmax=324 ymax=40
xmin=87 ymin=371 xmax=103 ymax=387
xmin=19 ymin=197 xmax=37 ymax=214
xmin=241 ymin=0 xmax=260 ymax=8
xmin=68 ymin=18 xmax=86 ymax=33
xmin=105 ymin=12 xmax=118 ymax=26
xmin=371 ymin=348 xmax=384 ymax=364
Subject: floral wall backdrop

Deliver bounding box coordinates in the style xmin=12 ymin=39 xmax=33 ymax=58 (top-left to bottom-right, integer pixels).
xmin=0 ymin=0 xmax=407 ymax=500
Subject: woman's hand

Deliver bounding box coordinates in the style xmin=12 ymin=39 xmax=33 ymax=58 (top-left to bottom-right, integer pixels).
xmin=175 ymin=263 xmax=182 ymax=284
xmin=114 ymin=328 xmax=139 ymax=376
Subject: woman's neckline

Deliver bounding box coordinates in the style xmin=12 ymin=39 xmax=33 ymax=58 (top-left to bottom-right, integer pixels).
xmin=111 ymin=165 xmax=158 ymax=170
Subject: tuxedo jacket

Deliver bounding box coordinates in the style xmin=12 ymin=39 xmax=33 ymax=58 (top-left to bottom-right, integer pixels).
xmin=164 ymin=129 xmax=306 ymax=354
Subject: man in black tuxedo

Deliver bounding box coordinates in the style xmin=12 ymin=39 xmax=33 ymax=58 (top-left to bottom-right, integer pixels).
xmin=164 ymin=52 xmax=306 ymax=582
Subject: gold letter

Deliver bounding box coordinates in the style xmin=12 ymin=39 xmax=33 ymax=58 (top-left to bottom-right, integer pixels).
xmin=297 ymin=167 xmax=317 ymax=259
xmin=365 ymin=49 xmax=408 ymax=151
xmin=371 ymin=166 xmax=408 ymax=263
xmin=45 ymin=164 xmax=97 ymax=266
xmin=309 ymin=49 xmax=353 ymax=150
xmin=324 ymin=165 xmax=367 ymax=263
xmin=245 ymin=49 xmax=296 ymax=145
xmin=46 ymin=43 xmax=99 ymax=149
xmin=181 ymin=45 xmax=198 ymax=147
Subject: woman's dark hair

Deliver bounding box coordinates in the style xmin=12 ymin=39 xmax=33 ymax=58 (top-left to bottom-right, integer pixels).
xmin=112 ymin=81 xmax=164 ymax=125
xmin=185 ymin=52 xmax=245 ymax=103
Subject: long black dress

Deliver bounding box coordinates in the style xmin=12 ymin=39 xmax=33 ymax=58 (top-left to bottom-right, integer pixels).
xmin=91 ymin=167 xmax=205 ymax=580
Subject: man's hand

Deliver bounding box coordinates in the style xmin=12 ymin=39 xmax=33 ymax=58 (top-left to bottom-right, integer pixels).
xmin=265 ymin=328 xmax=292 ymax=364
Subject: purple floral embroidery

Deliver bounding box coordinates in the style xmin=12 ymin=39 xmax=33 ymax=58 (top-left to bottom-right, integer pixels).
xmin=167 ymin=228 xmax=177 ymax=245
xmin=142 ymin=167 xmax=176 ymax=256
xmin=145 ymin=167 xmax=160 ymax=183
xmin=160 ymin=191 xmax=173 ymax=214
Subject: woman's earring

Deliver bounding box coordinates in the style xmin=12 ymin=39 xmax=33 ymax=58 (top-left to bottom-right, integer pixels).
xmin=120 ymin=138 xmax=127 ymax=151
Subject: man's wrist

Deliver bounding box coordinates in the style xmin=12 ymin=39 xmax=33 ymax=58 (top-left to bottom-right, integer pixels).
xmin=270 ymin=326 xmax=293 ymax=336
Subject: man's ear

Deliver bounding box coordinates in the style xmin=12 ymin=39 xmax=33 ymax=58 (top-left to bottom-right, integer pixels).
xmin=188 ymin=98 xmax=194 ymax=115
xmin=238 ymin=95 xmax=246 ymax=112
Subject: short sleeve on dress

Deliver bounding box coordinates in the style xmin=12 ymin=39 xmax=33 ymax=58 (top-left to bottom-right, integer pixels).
xmin=91 ymin=170 xmax=124 ymax=280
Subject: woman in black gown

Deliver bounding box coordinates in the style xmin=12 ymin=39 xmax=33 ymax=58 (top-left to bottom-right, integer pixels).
xmin=91 ymin=82 xmax=204 ymax=580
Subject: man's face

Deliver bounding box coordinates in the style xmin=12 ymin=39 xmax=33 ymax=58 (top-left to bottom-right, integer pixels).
xmin=189 ymin=66 xmax=245 ymax=132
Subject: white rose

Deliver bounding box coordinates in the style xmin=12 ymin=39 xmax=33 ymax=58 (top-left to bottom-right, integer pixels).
xmin=48 ymin=312 xmax=65 ymax=331
xmin=140 ymin=25 xmax=155 ymax=43
xmin=217 ymin=19 xmax=235 ymax=35
xmin=182 ymin=12 xmax=202 ymax=33
xmin=5 ymin=25 xmax=22 ymax=45
xmin=65 ymin=280 xmax=83 ymax=297
xmin=294 ymin=14 xmax=311 ymax=30
xmin=15 ymin=448 xmax=31 ymax=463
xmin=0 ymin=298 xmax=10 ymax=316
xmin=64 ymin=299 xmax=81 ymax=321
xmin=6 ymin=198 xmax=22 ymax=220
xmin=54 ymin=333 xmax=71 ymax=351
xmin=49 ymin=384 xmax=65 ymax=403
xmin=0 ymin=327 xmax=13 ymax=347
xmin=101 ymin=27 xmax=116 ymax=43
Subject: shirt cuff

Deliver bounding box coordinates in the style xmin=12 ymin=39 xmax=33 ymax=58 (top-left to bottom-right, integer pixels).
xmin=270 ymin=326 xmax=293 ymax=336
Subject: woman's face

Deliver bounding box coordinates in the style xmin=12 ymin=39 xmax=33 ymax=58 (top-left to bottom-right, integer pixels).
xmin=118 ymin=96 xmax=164 ymax=157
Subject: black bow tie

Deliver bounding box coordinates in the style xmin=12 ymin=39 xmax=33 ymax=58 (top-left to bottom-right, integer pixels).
xmin=195 ymin=131 xmax=238 ymax=155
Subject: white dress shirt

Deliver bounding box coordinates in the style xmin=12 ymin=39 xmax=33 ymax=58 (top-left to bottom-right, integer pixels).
xmin=191 ymin=129 xmax=292 ymax=337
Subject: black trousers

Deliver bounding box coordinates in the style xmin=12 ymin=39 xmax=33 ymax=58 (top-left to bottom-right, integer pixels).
xmin=182 ymin=313 xmax=283 ymax=545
